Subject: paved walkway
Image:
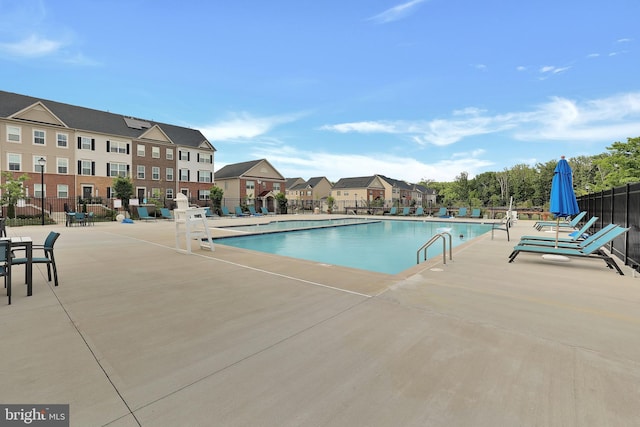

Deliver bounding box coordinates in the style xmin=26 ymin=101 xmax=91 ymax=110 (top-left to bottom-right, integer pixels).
xmin=1 ymin=216 xmax=639 ymax=426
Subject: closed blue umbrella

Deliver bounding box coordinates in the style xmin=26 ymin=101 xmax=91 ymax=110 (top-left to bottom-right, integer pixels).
xmin=549 ymin=156 xmax=580 ymax=247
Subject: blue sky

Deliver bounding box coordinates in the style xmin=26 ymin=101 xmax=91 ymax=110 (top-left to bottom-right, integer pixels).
xmin=1 ymin=0 xmax=639 ymax=182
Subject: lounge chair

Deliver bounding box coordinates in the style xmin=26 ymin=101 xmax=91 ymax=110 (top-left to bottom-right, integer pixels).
xmin=508 ymin=226 xmax=629 ymax=275
xmin=248 ymin=206 xmax=263 ymax=216
xmin=413 ymin=206 xmax=424 ymax=216
xmin=470 ymin=208 xmax=482 ymax=218
xmin=514 ymin=223 xmax=618 ymax=250
xmin=234 ymin=206 xmax=250 ymax=217
xmin=399 ymin=207 xmax=410 ymax=216
xmin=518 ymin=216 xmax=598 ymax=243
xmin=136 ymin=206 xmax=156 ymax=221
xmin=436 ymin=207 xmax=449 ymax=218
xmin=261 ymin=207 xmax=275 ymax=215
xmin=160 ymin=208 xmax=173 ymax=220
xmin=458 ymin=207 xmax=468 ymax=217
xmin=221 ymin=206 xmax=233 ymax=217
xmin=533 ymin=211 xmax=586 ymax=231
xmin=204 ymin=207 xmax=216 ymax=218
xmin=384 ymin=207 xmax=398 ymax=216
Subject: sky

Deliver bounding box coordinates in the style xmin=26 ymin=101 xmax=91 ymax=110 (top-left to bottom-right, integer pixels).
xmin=1 ymin=0 xmax=639 ymax=183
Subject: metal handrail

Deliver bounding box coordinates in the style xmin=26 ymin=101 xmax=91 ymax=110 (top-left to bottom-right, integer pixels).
xmin=417 ymin=232 xmax=452 ymax=265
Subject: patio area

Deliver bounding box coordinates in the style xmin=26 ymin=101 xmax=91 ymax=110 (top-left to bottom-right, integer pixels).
xmin=1 ymin=215 xmax=639 ymax=426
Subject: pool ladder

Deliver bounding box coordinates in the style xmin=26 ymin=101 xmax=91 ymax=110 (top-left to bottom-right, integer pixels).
xmin=417 ymin=231 xmax=452 ymax=265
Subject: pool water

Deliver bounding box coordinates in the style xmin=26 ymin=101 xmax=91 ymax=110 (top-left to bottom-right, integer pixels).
xmin=218 ymin=218 xmax=374 ymax=233
xmin=215 ymin=220 xmax=493 ymax=274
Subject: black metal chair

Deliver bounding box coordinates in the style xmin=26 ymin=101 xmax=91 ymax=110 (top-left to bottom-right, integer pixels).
xmin=0 ymin=239 xmax=12 ymax=304
xmin=12 ymin=231 xmax=61 ymax=287
xmin=0 ymin=217 xmax=7 ymax=237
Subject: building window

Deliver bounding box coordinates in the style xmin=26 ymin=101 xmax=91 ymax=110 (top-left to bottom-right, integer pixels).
xmin=198 ymin=170 xmax=212 ymax=183
xmin=152 ymin=147 xmax=160 ymax=158
xmin=7 ymin=125 xmax=20 ymax=142
xmin=80 ymin=160 xmax=92 ymax=175
xmin=198 ymin=189 xmax=210 ymax=200
xmin=246 ymin=180 xmax=255 ymax=191
xmin=110 ymin=141 xmax=128 ymax=154
xmin=33 ymin=156 xmax=46 ymax=173
xmin=179 ymin=150 xmax=189 ymax=161
xmin=179 ymin=169 xmax=189 ymax=181
xmin=34 ymin=184 xmax=45 ymax=198
xmin=166 ymin=167 xmax=174 ymax=181
xmin=137 ymin=144 xmax=145 ymax=156
xmin=137 ymin=165 xmax=145 ymax=179
xmin=166 ymin=148 xmax=174 ymax=160
xmin=109 ymin=163 xmax=127 ymax=177
xmin=152 ymin=166 xmax=160 ymax=180
xmin=273 ymin=183 xmax=281 ymax=192
xmin=198 ymin=153 xmax=212 ymax=164
xmin=33 ymin=130 xmax=45 ymax=145
xmin=166 ymin=188 xmax=174 ymax=199
xmin=8 ymin=153 xmax=21 ymax=171
xmin=57 ymin=158 xmax=68 ymax=174
xmin=57 ymin=133 xmax=68 ymax=148
xmin=57 ymin=184 xmax=69 ymax=198
xmin=80 ymin=136 xmax=92 ymax=150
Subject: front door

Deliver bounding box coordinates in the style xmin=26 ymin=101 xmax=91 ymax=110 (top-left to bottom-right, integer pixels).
xmin=82 ymin=186 xmax=92 ymax=200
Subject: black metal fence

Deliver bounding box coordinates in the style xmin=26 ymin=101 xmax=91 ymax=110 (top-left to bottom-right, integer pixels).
xmin=577 ymin=182 xmax=640 ymax=272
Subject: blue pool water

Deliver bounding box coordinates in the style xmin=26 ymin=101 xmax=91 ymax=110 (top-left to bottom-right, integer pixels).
xmin=215 ymin=220 xmax=493 ymax=274
xmin=219 ymin=218 xmax=372 ymax=233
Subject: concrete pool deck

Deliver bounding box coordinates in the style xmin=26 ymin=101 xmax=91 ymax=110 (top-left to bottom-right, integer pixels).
xmin=1 ymin=215 xmax=639 ymax=426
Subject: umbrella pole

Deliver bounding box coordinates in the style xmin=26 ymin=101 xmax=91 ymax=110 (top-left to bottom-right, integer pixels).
xmin=555 ymin=217 xmax=560 ymax=248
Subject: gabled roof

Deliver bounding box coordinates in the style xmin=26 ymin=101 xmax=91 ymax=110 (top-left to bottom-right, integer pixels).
xmin=215 ymin=159 xmax=284 ymax=180
xmin=0 ymin=90 xmax=214 ymax=150
xmin=285 ymin=177 xmax=305 ymax=188
xmin=332 ymin=176 xmax=380 ymax=189
xmin=288 ymin=176 xmax=330 ymax=191
xmin=377 ymin=175 xmax=413 ymax=190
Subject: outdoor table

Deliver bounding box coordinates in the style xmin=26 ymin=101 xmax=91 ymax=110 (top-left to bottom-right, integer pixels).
xmin=2 ymin=237 xmax=33 ymax=296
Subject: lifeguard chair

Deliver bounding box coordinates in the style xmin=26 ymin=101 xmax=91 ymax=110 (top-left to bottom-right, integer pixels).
xmin=173 ymin=193 xmax=214 ymax=253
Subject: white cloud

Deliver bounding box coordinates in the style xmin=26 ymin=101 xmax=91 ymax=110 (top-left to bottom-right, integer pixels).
xmin=201 ymin=111 xmax=305 ymax=141
xmin=320 ymin=92 xmax=640 ymax=147
xmin=0 ymin=34 xmax=63 ymax=57
xmin=367 ymin=0 xmax=426 ymax=24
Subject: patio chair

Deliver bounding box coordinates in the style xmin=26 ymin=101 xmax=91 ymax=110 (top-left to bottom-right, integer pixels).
xmin=234 ymin=206 xmax=250 ymax=217
xmin=533 ymin=211 xmax=586 ymax=231
xmin=136 ymin=206 xmax=156 ymax=221
xmin=0 ymin=217 xmax=6 ymax=237
xmin=437 ymin=207 xmax=449 ymax=218
xmin=470 ymin=208 xmax=482 ymax=218
xmin=0 ymin=239 xmax=12 ymax=304
xmin=87 ymin=211 xmax=95 ymax=226
xmin=261 ymin=207 xmax=275 ymax=215
xmin=12 ymin=231 xmax=61 ymax=287
xmin=74 ymin=212 xmax=87 ymax=226
xmin=221 ymin=206 xmax=233 ymax=217
xmin=413 ymin=206 xmax=424 ymax=216
xmin=204 ymin=207 xmax=216 ymax=218
xmin=248 ymin=206 xmax=263 ymax=216
xmin=518 ymin=216 xmax=598 ymax=243
xmin=508 ymin=226 xmax=629 ymax=275
xmin=384 ymin=207 xmax=398 ymax=216
xmin=458 ymin=207 xmax=468 ymax=217
xmin=399 ymin=207 xmax=410 ymax=216
xmin=160 ymin=208 xmax=173 ymax=220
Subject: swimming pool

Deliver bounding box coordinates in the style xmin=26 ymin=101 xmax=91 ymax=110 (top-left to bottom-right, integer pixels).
xmin=214 ymin=220 xmax=493 ymax=274
xmin=217 ymin=218 xmax=375 ymax=233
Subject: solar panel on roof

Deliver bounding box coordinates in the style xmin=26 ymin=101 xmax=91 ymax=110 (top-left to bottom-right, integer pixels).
xmin=123 ymin=117 xmax=151 ymax=129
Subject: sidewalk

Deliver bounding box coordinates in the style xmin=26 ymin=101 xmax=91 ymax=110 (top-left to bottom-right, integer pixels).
xmin=1 ymin=217 xmax=639 ymax=426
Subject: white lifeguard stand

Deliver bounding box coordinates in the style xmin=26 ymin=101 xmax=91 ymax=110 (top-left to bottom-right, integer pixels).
xmin=173 ymin=193 xmax=214 ymax=253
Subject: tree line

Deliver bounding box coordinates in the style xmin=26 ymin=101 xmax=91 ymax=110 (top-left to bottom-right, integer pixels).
xmin=421 ymin=136 xmax=640 ymax=209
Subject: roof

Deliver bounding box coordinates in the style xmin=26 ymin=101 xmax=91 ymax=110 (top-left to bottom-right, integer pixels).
xmin=0 ymin=90 xmax=214 ymax=150
xmin=215 ymin=159 xmax=285 ymax=181
xmin=377 ymin=175 xmax=413 ymax=190
xmin=288 ymin=177 xmax=330 ymax=191
xmin=332 ymin=176 xmax=380 ymax=189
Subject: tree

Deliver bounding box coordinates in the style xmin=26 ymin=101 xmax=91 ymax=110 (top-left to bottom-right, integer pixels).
xmin=209 ymin=185 xmax=224 ymax=215
xmin=593 ymin=137 xmax=640 ymax=187
xmin=112 ymin=176 xmax=134 ymax=210
xmin=275 ymin=192 xmax=288 ymax=214
xmin=0 ymin=172 xmax=30 ymax=219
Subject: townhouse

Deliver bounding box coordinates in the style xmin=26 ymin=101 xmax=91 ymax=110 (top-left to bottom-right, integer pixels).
xmin=214 ymin=159 xmax=285 ymax=212
xmin=0 ymin=90 xmax=215 ymax=210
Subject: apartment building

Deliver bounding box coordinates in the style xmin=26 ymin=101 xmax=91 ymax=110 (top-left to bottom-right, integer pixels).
xmin=0 ymin=90 xmax=215 ymax=206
